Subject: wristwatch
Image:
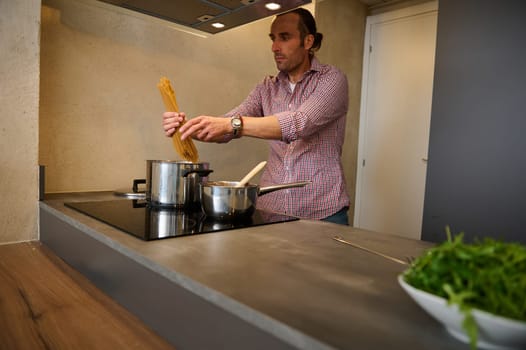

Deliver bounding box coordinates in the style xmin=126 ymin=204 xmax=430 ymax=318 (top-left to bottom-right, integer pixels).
xmin=231 ymin=116 xmax=243 ymax=137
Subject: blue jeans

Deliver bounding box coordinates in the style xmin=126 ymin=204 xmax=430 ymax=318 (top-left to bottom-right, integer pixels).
xmin=322 ymin=206 xmax=349 ymax=225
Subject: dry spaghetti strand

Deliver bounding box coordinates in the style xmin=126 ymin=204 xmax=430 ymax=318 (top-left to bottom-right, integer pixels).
xmin=157 ymin=77 xmax=199 ymax=163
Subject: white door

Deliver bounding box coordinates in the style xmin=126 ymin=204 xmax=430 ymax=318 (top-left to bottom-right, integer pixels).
xmin=354 ymin=1 xmax=438 ymax=239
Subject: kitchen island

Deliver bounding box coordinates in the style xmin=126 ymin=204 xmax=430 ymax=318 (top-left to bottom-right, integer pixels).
xmin=40 ymin=192 xmax=464 ymax=350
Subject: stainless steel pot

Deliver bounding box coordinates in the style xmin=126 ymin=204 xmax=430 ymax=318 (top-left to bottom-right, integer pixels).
xmin=146 ymin=160 xmax=212 ymax=208
xmin=200 ymin=181 xmax=310 ymax=219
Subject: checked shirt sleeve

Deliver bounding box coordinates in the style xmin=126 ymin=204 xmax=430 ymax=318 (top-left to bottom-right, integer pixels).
xmin=277 ymin=68 xmax=349 ymax=144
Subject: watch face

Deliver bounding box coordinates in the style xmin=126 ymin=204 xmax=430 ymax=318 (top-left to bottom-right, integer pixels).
xmin=232 ymin=118 xmax=242 ymax=128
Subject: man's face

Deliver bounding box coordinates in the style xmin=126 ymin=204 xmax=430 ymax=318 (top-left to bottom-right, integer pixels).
xmin=269 ymin=13 xmax=312 ymax=76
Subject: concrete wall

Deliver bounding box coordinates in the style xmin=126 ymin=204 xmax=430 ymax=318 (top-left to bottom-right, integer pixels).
xmin=39 ymin=0 xmax=281 ymax=192
xmin=0 ymin=0 xmax=41 ymax=244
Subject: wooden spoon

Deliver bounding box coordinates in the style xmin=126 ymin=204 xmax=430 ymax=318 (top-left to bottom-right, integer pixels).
xmin=237 ymin=161 xmax=267 ymax=187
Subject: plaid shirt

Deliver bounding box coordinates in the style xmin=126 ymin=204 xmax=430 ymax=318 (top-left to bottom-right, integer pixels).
xmin=226 ymin=58 xmax=350 ymax=219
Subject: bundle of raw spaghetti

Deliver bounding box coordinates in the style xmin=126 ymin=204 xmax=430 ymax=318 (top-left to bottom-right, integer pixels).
xmin=157 ymin=77 xmax=199 ymax=163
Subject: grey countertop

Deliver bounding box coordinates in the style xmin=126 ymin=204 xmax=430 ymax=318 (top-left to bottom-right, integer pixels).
xmin=40 ymin=192 xmax=466 ymax=350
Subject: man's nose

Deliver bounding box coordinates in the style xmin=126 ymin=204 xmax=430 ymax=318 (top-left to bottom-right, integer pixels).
xmin=271 ymin=41 xmax=280 ymax=52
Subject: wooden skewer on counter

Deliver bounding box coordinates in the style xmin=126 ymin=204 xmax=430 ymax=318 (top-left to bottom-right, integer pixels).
xmin=157 ymin=77 xmax=199 ymax=163
xmin=333 ymin=236 xmax=408 ymax=265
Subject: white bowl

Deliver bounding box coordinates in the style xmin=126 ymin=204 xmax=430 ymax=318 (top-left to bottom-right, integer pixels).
xmin=398 ymin=275 xmax=526 ymax=350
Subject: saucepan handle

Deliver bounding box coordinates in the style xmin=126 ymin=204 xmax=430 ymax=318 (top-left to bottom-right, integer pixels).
xmin=258 ymin=181 xmax=311 ymax=196
xmin=182 ymin=169 xmax=214 ymax=178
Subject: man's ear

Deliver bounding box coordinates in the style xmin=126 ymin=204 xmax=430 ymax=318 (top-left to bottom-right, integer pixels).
xmin=304 ymin=33 xmax=314 ymax=51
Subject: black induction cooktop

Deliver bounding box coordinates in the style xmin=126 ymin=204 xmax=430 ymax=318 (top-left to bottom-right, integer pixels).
xmin=65 ymin=200 xmax=299 ymax=241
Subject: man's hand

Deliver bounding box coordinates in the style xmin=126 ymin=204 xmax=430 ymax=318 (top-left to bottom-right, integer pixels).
xmin=179 ymin=116 xmax=232 ymax=143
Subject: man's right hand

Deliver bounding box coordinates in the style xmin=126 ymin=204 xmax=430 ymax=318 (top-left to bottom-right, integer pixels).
xmin=162 ymin=112 xmax=185 ymax=137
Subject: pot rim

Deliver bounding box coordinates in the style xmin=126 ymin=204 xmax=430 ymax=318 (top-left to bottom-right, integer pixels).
xmin=147 ymin=159 xmax=209 ymax=165
xmin=202 ymin=181 xmax=257 ymax=188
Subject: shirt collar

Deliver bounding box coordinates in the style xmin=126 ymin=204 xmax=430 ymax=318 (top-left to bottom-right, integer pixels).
xmin=276 ymin=56 xmax=322 ymax=83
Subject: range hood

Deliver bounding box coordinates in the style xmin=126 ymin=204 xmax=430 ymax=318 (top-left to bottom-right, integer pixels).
xmin=97 ymin=0 xmax=312 ymax=34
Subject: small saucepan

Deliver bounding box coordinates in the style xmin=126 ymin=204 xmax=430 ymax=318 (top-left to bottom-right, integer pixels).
xmin=200 ymin=180 xmax=311 ymax=220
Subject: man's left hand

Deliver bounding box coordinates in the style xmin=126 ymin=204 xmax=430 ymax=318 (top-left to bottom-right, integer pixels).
xmin=179 ymin=116 xmax=232 ymax=143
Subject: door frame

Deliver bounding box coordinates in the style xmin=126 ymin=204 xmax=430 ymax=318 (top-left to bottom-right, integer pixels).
xmin=353 ymin=0 xmax=438 ymax=228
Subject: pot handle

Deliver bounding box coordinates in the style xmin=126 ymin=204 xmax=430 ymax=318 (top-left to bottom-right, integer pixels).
xmin=182 ymin=169 xmax=214 ymax=178
xmin=258 ymin=181 xmax=311 ymax=196
xmin=132 ymin=179 xmax=146 ymax=193
xmin=132 ymin=199 xmax=147 ymax=208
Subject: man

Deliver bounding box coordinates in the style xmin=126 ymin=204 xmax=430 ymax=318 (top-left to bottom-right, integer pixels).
xmin=162 ymin=8 xmax=350 ymax=225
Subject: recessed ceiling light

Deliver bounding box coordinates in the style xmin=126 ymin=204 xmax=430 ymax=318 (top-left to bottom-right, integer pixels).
xmin=265 ymin=2 xmax=281 ymax=11
xmin=212 ymin=22 xmax=225 ymax=28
